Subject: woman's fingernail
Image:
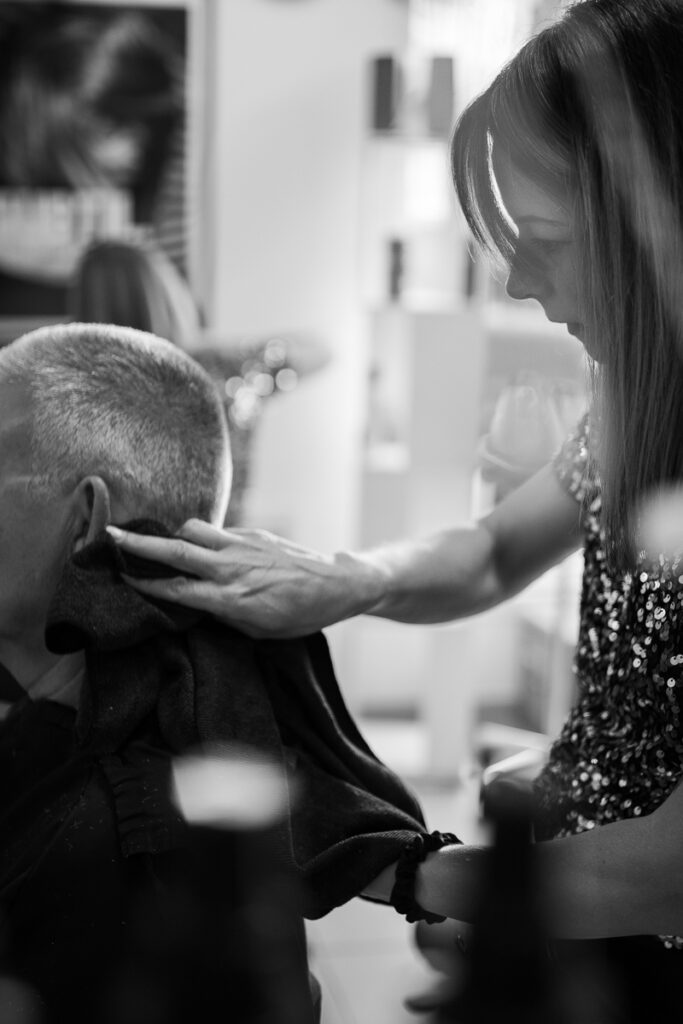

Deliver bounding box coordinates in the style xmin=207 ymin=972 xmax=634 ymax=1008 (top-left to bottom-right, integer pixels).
xmin=106 ymin=526 xmax=124 ymax=542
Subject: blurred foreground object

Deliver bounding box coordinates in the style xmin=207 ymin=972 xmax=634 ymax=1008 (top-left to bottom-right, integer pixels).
xmin=102 ymin=748 xmax=316 ymax=1024
xmin=434 ymin=782 xmax=618 ymax=1024
xmin=638 ymin=486 xmax=683 ymax=565
xmin=0 ymin=972 xmax=44 ymax=1024
xmin=441 ymin=782 xmax=556 ymax=1024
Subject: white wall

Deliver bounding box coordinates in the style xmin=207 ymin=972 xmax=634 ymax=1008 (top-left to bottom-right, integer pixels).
xmin=208 ymin=0 xmax=408 ymax=552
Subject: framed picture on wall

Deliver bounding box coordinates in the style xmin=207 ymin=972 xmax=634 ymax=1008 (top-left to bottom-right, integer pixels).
xmin=0 ymin=0 xmax=211 ymax=342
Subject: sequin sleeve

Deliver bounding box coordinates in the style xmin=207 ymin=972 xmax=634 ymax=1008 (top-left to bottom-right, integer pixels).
xmin=552 ymin=411 xmax=597 ymax=504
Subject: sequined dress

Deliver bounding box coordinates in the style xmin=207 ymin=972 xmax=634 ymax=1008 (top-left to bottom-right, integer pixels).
xmin=533 ymin=414 xmax=683 ymax=948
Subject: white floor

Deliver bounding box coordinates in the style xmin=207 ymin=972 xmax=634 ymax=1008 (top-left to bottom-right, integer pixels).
xmin=306 ymin=718 xmax=483 ymax=1024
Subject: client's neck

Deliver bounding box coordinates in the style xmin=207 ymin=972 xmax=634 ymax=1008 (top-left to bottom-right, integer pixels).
xmin=0 ymin=631 xmax=62 ymax=694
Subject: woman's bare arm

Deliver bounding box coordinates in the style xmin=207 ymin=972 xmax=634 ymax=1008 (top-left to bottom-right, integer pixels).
xmin=364 ymin=779 xmax=683 ymax=939
xmin=365 ymin=462 xmax=582 ymax=623
xmin=108 ymin=460 xmax=582 ymax=637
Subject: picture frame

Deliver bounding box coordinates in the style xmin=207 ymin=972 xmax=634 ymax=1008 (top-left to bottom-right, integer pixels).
xmin=0 ymin=0 xmax=212 ymax=343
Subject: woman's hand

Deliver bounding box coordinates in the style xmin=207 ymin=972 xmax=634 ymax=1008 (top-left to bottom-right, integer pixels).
xmin=106 ymin=519 xmax=386 ymax=637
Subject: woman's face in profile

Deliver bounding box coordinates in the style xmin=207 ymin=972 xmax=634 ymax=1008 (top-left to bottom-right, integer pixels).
xmin=491 ymin=147 xmax=599 ymax=360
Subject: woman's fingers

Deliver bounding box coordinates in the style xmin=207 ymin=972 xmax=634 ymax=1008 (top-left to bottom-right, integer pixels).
xmin=120 ymin=573 xmax=291 ymax=638
xmin=105 ymin=521 xmax=365 ymax=637
xmin=106 ymin=525 xmax=227 ymax=578
xmin=176 ymin=518 xmax=240 ymax=550
xmin=121 ymin=572 xmax=221 ymax=610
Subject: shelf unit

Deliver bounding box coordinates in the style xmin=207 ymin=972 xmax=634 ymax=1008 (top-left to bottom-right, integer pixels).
xmin=347 ymin=294 xmax=586 ymax=774
xmin=338 ymin=43 xmax=588 ymax=775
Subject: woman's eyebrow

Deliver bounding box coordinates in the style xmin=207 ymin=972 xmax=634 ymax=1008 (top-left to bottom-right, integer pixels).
xmin=515 ymin=214 xmax=570 ymax=226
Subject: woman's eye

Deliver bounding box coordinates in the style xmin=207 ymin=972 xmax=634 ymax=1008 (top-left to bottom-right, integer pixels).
xmin=511 ymin=238 xmax=572 ymax=272
xmin=527 ymin=238 xmax=571 ymax=255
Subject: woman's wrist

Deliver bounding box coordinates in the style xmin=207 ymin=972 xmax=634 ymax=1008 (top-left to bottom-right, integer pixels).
xmin=332 ymin=550 xmax=391 ymax=618
xmin=389 ymin=832 xmax=461 ymax=923
xmin=415 ymin=844 xmax=485 ymax=923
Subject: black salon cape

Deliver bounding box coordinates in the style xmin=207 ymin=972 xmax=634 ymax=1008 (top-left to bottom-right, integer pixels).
xmin=0 ymin=522 xmax=431 ymax=1019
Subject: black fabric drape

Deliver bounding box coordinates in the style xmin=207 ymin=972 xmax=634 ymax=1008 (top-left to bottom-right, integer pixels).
xmin=44 ymin=519 xmax=432 ymax=916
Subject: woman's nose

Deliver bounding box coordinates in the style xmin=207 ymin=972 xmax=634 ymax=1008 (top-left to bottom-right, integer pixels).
xmin=506 ymin=256 xmax=546 ymax=302
xmin=506 ymin=265 xmax=535 ymax=301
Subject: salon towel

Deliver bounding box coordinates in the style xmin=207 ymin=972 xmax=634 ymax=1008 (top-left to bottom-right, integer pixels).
xmin=44 ymin=520 xmax=434 ymax=917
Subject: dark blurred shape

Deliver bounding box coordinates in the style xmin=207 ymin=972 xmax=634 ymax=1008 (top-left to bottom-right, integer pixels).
xmin=388 ymin=237 xmax=405 ymax=301
xmin=427 ymin=57 xmax=454 ymax=137
xmin=0 ymin=975 xmax=44 ymax=1024
xmin=444 ymin=780 xmax=555 ymax=1024
xmin=101 ymin=751 xmax=316 ymax=1024
xmin=372 ymin=56 xmax=402 ymax=132
xmin=432 ymin=781 xmax=620 ymax=1024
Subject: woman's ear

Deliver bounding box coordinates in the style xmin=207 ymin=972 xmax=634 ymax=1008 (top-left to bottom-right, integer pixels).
xmin=71 ymin=476 xmax=112 ymax=553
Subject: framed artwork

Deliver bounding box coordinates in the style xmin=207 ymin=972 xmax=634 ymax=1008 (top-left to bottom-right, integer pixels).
xmin=0 ymin=0 xmax=210 ymax=342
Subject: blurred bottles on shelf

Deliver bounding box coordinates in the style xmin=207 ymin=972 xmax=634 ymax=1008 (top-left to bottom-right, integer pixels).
xmin=388 ymin=238 xmax=405 ymax=302
xmin=372 ymin=56 xmax=403 ymax=133
xmin=362 ymin=51 xmax=465 ymax=314
xmin=370 ymin=54 xmax=454 ymax=139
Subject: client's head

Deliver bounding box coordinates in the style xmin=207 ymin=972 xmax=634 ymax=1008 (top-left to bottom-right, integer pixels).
xmin=0 ymin=322 xmax=230 ymax=659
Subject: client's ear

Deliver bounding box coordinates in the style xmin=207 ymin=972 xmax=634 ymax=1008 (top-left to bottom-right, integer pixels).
xmin=71 ymin=476 xmax=112 ymax=553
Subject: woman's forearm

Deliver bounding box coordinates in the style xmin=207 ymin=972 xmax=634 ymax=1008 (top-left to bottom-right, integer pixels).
xmin=411 ymin=813 xmax=683 ymax=939
xmin=107 ymin=520 xmax=501 ymax=636
xmin=353 ymin=524 xmax=502 ymax=625
xmin=534 ymin=817 xmax=683 ymax=938
xmin=355 ymin=462 xmax=583 ymax=625
xmin=107 ymin=461 xmax=579 ymax=636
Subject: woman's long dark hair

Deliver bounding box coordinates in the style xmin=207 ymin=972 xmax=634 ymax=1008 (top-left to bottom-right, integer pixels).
xmin=452 ymin=0 xmax=683 ymax=571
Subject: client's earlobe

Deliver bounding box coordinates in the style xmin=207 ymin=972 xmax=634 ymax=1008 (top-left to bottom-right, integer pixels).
xmin=72 ymin=476 xmax=112 ymax=552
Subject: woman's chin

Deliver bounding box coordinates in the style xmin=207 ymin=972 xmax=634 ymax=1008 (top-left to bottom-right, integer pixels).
xmin=567 ymin=323 xmax=601 ymax=361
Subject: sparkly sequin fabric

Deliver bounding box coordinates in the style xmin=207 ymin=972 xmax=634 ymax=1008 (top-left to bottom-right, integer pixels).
xmin=533 ymin=414 xmax=683 ymax=948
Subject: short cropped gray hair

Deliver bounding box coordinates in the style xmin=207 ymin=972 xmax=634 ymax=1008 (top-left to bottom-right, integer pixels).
xmin=0 ymin=323 xmax=231 ymax=528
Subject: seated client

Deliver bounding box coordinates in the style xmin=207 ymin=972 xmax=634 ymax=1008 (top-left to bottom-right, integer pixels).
xmin=0 ymin=323 xmax=439 ymax=1023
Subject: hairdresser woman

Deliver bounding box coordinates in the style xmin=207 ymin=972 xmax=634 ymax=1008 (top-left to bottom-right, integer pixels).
xmin=109 ymin=0 xmax=683 ymax=1016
